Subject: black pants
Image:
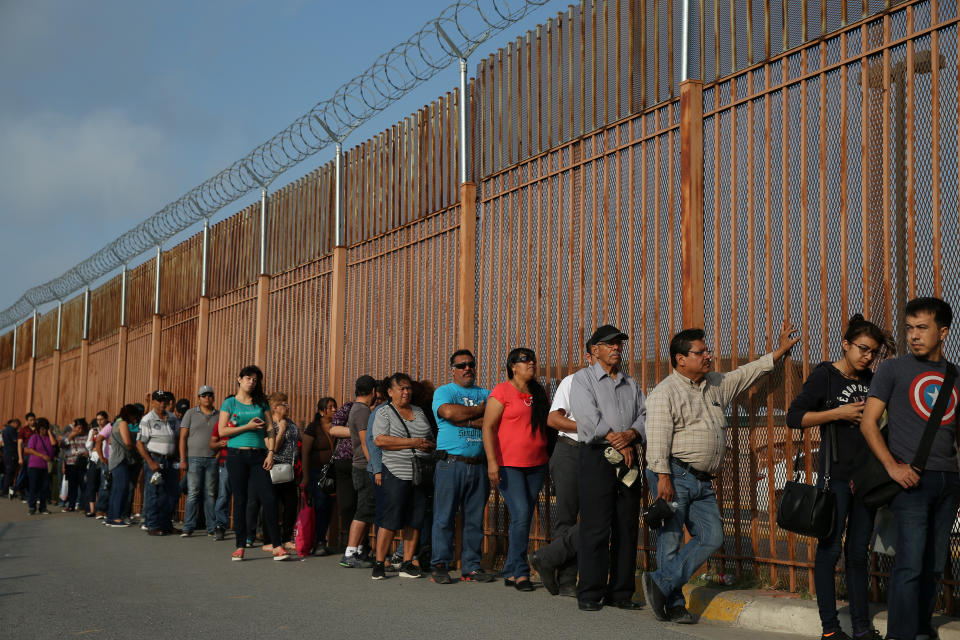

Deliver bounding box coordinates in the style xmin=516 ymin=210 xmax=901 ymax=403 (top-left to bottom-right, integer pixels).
xmin=65 ymin=463 xmax=85 ymax=508
xmin=83 ymin=462 xmax=101 ymax=511
xmin=577 ymin=445 xmax=641 ymax=603
xmin=334 ymin=459 xmax=356 ymax=543
xmin=226 ymin=449 xmax=281 ymax=549
xmin=540 ymin=440 xmax=580 ymax=586
xmin=274 ymin=480 xmax=298 ymax=543
xmin=2 ymin=456 xmax=17 ymax=494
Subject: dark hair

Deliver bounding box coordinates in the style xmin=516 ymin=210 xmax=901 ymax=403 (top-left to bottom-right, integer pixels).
xmin=25 ymin=412 xmax=35 ymax=419
xmin=9 ymin=418 xmax=20 ymax=427
xmin=449 ymin=349 xmax=476 ymax=366
xmin=310 ymin=397 xmax=337 ymax=426
xmin=387 ymin=372 xmax=413 ymax=389
xmin=35 ymin=417 xmax=50 ymax=431
xmin=505 ymin=348 xmax=549 ymax=434
xmin=669 ymin=328 xmax=706 ymax=367
xmin=74 ymin=418 xmax=88 ymax=428
xmin=96 ymin=410 xmax=108 ymax=420
xmin=118 ymin=404 xmax=143 ymax=425
xmin=843 ymin=314 xmax=895 ymax=354
xmin=237 ymin=364 xmax=269 ymax=409
xmin=133 ymin=403 xmax=145 ymax=415
xmin=905 ymin=297 xmax=953 ymax=329
xmin=355 ymin=375 xmax=377 ymax=397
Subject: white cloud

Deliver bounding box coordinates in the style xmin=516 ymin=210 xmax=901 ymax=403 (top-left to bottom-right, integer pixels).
xmin=0 ymin=109 xmax=178 ymax=226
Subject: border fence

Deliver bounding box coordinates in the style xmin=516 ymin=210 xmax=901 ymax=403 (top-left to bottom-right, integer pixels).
xmin=2 ymin=0 xmax=959 ymax=610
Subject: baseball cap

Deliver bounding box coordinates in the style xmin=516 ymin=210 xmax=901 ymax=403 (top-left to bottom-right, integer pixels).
xmin=197 ymin=385 xmax=214 ymax=397
xmin=586 ymin=324 xmax=629 ymax=348
xmin=151 ymin=390 xmax=173 ymax=402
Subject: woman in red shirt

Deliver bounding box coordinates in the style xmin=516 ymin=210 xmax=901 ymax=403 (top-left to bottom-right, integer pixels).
xmin=482 ymin=348 xmax=549 ymax=591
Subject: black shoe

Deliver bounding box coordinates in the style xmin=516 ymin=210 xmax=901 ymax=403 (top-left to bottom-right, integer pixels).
xmin=148 ymin=529 xmax=167 ymax=536
xmin=399 ymin=562 xmax=422 ymax=579
xmin=822 ymin=632 xmax=853 ymax=640
xmin=558 ymin=584 xmax=577 ymax=598
xmin=578 ymin=600 xmax=603 ymax=611
xmin=668 ymin=605 xmax=695 ymax=624
xmin=214 ymin=527 xmax=226 ymax=541
xmin=514 ymin=578 xmax=534 ymax=592
xmin=852 ymin=631 xmax=882 ymax=640
xmin=529 ymin=552 xmax=559 ymax=595
xmin=642 ymin=572 xmax=669 ymax=621
xmin=611 ymin=599 xmax=644 ymax=610
xmin=503 ymin=578 xmax=516 ymax=587
xmin=371 ymin=562 xmax=386 ymax=580
xmin=461 ymin=569 xmax=496 ymax=583
xmin=431 ymin=565 xmax=452 ymax=584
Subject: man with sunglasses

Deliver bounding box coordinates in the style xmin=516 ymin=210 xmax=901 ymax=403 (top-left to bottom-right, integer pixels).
xmin=429 ymin=349 xmax=496 ymax=584
xmin=642 ymin=324 xmax=799 ymax=624
xmin=179 ymin=385 xmax=219 ymax=538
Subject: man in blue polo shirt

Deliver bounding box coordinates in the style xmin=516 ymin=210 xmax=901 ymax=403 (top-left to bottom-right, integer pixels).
xmin=430 ymin=349 xmax=496 ymax=584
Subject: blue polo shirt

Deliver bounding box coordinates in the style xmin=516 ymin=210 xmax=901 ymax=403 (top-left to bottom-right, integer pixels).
xmin=432 ymin=382 xmax=490 ymax=457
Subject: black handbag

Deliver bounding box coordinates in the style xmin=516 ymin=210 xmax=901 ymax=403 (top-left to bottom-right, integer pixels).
xmin=776 ymin=425 xmax=837 ymax=539
xmin=316 ymin=462 xmax=336 ymax=495
xmin=851 ymin=362 xmax=957 ymax=508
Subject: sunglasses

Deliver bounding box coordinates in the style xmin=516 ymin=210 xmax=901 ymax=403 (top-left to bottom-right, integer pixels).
xmin=199 ymin=392 xmax=214 ymax=398
xmin=515 ymin=354 xmax=536 ymax=364
xmin=452 ymin=361 xmax=476 ymax=370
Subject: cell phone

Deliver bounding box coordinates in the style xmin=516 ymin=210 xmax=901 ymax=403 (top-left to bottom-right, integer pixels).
xmin=251 ymin=418 xmax=264 ymax=425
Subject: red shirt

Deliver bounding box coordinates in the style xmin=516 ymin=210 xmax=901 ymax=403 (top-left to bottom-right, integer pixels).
xmin=211 ymin=423 xmax=228 ymax=465
xmin=489 ymin=381 xmax=548 ymax=468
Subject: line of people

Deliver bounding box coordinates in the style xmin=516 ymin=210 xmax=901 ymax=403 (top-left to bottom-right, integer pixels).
xmin=1 ymin=297 xmax=956 ymax=640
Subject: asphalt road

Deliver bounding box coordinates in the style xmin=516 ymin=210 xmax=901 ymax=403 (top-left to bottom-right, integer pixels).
xmin=0 ymin=498 xmax=812 ymax=640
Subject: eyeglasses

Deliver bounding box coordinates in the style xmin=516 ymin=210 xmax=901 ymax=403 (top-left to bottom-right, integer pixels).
xmin=199 ymin=393 xmax=214 ymax=398
xmin=515 ymin=354 xmax=536 ymax=364
xmin=851 ymin=342 xmax=881 ymax=357
xmin=452 ymin=361 xmax=476 ymax=370
xmin=687 ymin=349 xmax=713 ymax=357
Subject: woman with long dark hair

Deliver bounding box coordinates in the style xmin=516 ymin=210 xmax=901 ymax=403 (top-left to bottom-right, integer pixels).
xmin=218 ymin=364 xmax=288 ymax=561
xmin=787 ymin=314 xmax=893 ymax=640
xmin=482 ymin=348 xmax=550 ymax=591
xmin=301 ymin=396 xmax=336 ymax=555
xmin=105 ymin=404 xmax=143 ymax=527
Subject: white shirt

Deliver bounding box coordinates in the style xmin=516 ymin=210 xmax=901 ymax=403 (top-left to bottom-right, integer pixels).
xmin=550 ymin=374 xmax=580 ymax=442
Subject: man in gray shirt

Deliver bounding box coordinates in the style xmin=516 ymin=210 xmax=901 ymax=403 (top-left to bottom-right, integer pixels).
xmin=570 ymin=324 xmax=646 ymax=612
xmin=339 ymin=375 xmax=377 ymax=568
xmin=179 ymin=385 xmax=219 ymax=538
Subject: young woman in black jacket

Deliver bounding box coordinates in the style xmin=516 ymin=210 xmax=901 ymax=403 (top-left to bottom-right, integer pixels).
xmin=786 ymin=314 xmax=892 ymax=640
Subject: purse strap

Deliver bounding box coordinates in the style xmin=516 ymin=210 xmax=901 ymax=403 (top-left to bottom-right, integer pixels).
xmin=387 ymin=403 xmax=418 ymax=454
xmin=909 ymin=362 xmax=958 ymax=473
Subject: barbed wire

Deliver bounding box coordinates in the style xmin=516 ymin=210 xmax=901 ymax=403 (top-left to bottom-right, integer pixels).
xmin=0 ymin=0 xmax=553 ymax=329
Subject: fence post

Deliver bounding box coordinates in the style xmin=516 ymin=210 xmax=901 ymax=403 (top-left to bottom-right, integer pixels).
xmin=458 ymin=182 xmax=477 ymax=350
xmin=78 ymin=287 xmax=92 ymax=419
xmin=25 ymin=309 xmax=37 ymax=412
xmin=327 ymin=141 xmax=347 ymax=400
xmin=52 ymin=301 xmax=62 ymax=423
xmin=254 ymin=188 xmax=271 ymax=370
xmin=680 ymin=79 xmax=706 ymax=329
xmin=195 ymin=218 xmax=211 ymax=391
xmin=116 ymin=266 xmax=128 ymax=405
xmin=149 ymin=247 xmax=162 ymax=392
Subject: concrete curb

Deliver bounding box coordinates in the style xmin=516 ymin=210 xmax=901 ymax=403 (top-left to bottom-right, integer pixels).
xmin=682 ymin=584 xmax=960 ymax=639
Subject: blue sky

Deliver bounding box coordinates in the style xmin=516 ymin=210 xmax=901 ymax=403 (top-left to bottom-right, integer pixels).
xmin=0 ymin=0 xmax=567 ymax=328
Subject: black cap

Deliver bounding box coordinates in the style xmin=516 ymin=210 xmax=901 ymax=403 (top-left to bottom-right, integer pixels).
xmin=151 ymin=390 xmax=173 ymax=402
xmin=175 ymin=399 xmax=191 ymax=414
xmin=586 ymin=324 xmax=629 ymax=348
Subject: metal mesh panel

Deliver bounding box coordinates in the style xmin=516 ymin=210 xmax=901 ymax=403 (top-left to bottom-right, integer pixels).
xmin=86 ymin=335 xmax=119 ymax=418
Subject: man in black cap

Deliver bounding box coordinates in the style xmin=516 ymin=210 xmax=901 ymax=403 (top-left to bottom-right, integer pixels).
xmin=137 ymin=390 xmax=181 ymax=535
xmin=569 ymin=324 xmax=646 ymax=611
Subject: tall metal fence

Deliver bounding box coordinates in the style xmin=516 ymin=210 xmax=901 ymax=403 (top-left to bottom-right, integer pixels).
xmin=2 ymin=0 xmax=957 ymax=610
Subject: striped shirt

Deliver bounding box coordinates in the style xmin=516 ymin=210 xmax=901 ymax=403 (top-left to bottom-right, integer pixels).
xmin=137 ymin=410 xmax=178 ymax=456
xmin=644 ymin=353 xmax=775 ymax=475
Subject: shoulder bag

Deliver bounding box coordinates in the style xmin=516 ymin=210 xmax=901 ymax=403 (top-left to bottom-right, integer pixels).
xmin=388 ymin=404 xmax=433 ymax=488
xmin=776 ymin=424 xmax=837 ymax=539
xmin=851 ymin=362 xmax=957 ymax=508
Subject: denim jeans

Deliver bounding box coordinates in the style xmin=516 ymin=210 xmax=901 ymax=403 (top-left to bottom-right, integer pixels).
xmin=431 ymin=458 xmax=490 ymax=572
xmin=215 ymin=462 xmax=230 ymax=529
xmin=143 ymin=457 xmax=179 ymax=531
xmin=95 ymin=462 xmax=111 ymax=513
xmin=308 ymin=468 xmax=333 ymax=545
xmin=886 ymin=470 xmax=960 ymax=640
xmin=498 ymin=464 xmax=547 ymax=579
xmin=27 ymin=466 xmax=49 ymax=511
xmin=184 ymin=457 xmax=218 ymax=533
xmin=813 ymin=478 xmax=875 ymax=635
xmin=107 ymin=462 xmax=129 ymax=522
xmin=646 ymin=462 xmax=724 ymax=608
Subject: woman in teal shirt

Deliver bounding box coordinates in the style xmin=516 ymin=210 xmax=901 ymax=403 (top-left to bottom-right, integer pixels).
xmin=218 ymin=364 xmax=288 ymax=561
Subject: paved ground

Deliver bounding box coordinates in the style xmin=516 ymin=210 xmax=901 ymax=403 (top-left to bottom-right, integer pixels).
xmin=0 ymin=498 xmax=814 ymax=640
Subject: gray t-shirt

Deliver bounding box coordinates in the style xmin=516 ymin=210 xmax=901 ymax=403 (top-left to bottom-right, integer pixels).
xmin=137 ymin=411 xmax=178 ymax=456
xmin=181 ymin=406 xmax=218 ymax=458
xmin=348 ymin=402 xmax=372 ymax=469
xmin=372 ymin=404 xmax=433 ymax=480
xmin=869 ymin=353 xmax=959 ymax=472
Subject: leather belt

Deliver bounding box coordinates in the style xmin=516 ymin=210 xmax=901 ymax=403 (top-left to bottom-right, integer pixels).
xmin=441 ymin=452 xmax=485 ymax=465
xmin=557 ymin=436 xmax=581 ymax=447
xmin=670 ymin=457 xmax=714 ymax=482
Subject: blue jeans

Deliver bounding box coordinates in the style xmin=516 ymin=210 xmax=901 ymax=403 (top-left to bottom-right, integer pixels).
xmin=498 ymin=465 xmax=546 ymax=579
xmin=813 ymin=479 xmax=875 ymax=635
xmin=431 ymin=458 xmax=490 ymax=572
xmin=308 ymin=468 xmax=333 ymax=545
xmin=107 ymin=462 xmax=129 ymax=521
xmin=646 ymin=462 xmax=724 ymax=608
xmin=95 ymin=462 xmax=111 ymax=513
xmin=886 ymin=470 xmax=960 ymax=640
xmin=184 ymin=457 xmax=218 ymax=533
xmin=215 ymin=462 xmax=230 ymax=529
xmin=143 ymin=458 xmax=179 ymax=531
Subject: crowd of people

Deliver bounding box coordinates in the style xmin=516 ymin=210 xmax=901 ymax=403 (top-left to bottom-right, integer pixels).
xmin=1 ymin=296 xmax=957 ymax=640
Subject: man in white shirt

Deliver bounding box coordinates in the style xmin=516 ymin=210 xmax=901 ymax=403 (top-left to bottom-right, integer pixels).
xmin=530 ymin=344 xmax=593 ymax=597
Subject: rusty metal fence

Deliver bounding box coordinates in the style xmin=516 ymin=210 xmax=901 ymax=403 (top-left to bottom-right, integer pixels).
xmin=1 ymin=0 xmax=957 ymax=609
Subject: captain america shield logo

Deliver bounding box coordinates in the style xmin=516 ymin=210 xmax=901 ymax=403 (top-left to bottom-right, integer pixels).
xmin=908 ymin=372 xmax=959 ymax=424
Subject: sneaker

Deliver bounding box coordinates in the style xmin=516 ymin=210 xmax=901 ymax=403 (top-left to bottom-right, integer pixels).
xmin=384 ymin=562 xmax=400 ymax=573
xmin=399 ymin=562 xmax=422 ymax=579
xmin=39 ymin=510 xmax=51 ymax=515
xmin=822 ymin=632 xmax=853 ymax=640
xmin=231 ymin=548 xmax=245 ymax=562
xmin=853 ymin=631 xmax=883 ymax=640
xmin=668 ymin=605 xmax=695 ymax=624
xmin=642 ymin=572 xmax=669 ymax=621
xmin=313 ymin=544 xmax=330 ymax=557
xmin=181 ymin=531 xmax=193 ymax=538
xmin=461 ymin=569 xmax=496 ymax=583
xmin=214 ymin=527 xmax=226 ymax=541
xmin=371 ymin=562 xmax=386 ymax=580
xmin=339 ymin=553 xmax=374 ymax=568
xmin=389 ymin=549 xmax=404 ymax=566
xmin=272 ymin=548 xmax=290 ymax=561
xmin=105 ymin=520 xmax=130 ymax=528
xmin=431 ymin=565 xmax=452 ymax=584
xmin=95 ymin=512 xmax=106 ymax=519
xmin=140 ymin=524 xmax=148 ymax=531
xmin=245 ymin=539 xmax=255 ymax=548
